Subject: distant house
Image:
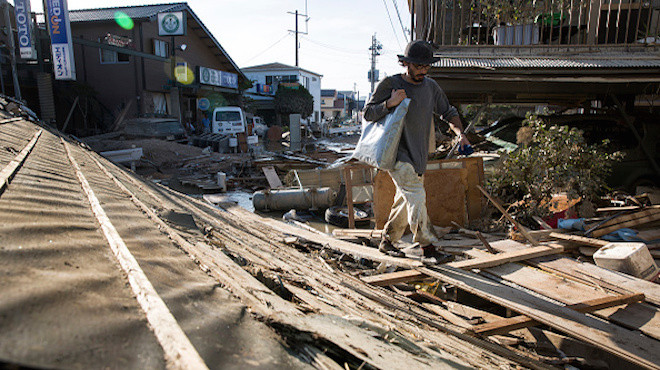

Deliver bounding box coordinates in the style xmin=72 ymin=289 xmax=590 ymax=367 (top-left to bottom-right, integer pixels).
xmin=35 ymin=2 xmax=247 ymax=135
xmin=242 ymin=62 xmax=322 ymax=124
xmin=321 ymin=89 xmax=360 ymax=121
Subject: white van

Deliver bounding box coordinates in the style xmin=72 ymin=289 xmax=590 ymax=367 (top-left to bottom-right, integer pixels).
xmin=211 ymin=107 xmax=246 ymax=135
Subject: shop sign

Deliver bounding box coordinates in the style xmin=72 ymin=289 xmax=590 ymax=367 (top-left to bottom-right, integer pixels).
xmin=199 ymin=66 xmax=238 ymax=89
xmin=158 ymin=12 xmax=186 ymax=36
xmin=104 ymin=33 xmax=132 ymax=48
xmin=46 ymin=0 xmax=76 ymax=80
xmin=197 ymin=98 xmax=210 ymax=111
xmin=14 ymin=0 xmax=35 ymax=59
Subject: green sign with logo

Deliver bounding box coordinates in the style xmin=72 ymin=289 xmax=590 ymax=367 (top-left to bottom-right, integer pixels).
xmin=158 ymin=11 xmax=185 ymax=36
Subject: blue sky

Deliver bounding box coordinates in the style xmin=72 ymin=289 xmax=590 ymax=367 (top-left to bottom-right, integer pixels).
xmin=28 ymin=0 xmax=412 ymax=99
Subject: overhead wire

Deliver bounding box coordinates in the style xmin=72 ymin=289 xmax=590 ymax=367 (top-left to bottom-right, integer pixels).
xmin=245 ymin=32 xmax=292 ymax=63
xmin=381 ymin=0 xmax=403 ymax=50
xmin=391 ymin=0 xmax=409 ymax=41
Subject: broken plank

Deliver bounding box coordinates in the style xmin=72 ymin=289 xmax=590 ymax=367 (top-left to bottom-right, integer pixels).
xmin=332 ymin=228 xmax=384 ymax=239
xmin=471 ymin=293 xmax=645 ymax=336
xmin=548 ymin=232 xmax=609 ymax=247
xmin=419 ymin=266 xmax=660 ymax=370
xmin=259 ymin=217 xmax=423 ymax=268
xmin=447 ymin=245 xmax=564 ymax=270
xmin=262 ymin=166 xmax=283 ymax=189
xmin=489 ymin=240 xmax=660 ymax=307
xmin=477 ymin=185 xmax=539 ymax=245
xmin=592 ymin=210 xmax=660 ymax=237
xmin=361 ymin=269 xmax=425 ymax=286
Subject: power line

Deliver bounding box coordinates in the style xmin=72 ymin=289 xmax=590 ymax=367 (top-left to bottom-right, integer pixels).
xmin=381 ymin=0 xmax=402 ymax=50
xmin=391 ymin=0 xmax=409 ymax=42
xmin=299 ymin=35 xmax=364 ymax=54
xmin=245 ymin=33 xmax=291 ymax=63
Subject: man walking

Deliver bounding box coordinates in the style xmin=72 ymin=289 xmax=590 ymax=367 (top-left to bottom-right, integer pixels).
xmin=363 ymin=40 xmax=470 ymax=263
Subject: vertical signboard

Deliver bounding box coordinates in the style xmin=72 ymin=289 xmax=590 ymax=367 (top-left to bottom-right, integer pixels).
xmin=14 ymin=0 xmax=35 ymax=59
xmin=158 ymin=12 xmax=186 ymax=36
xmin=45 ymin=0 xmax=76 ymax=80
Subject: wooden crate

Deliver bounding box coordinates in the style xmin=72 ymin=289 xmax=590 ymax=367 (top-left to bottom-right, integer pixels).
xmin=374 ymin=157 xmax=484 ymax=228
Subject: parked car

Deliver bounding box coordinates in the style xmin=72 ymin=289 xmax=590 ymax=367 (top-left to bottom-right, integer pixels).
xmin=211 ymin=107 xmax=246 ymax=135
xmin=121 ymin=117 xmax=186 ymax=140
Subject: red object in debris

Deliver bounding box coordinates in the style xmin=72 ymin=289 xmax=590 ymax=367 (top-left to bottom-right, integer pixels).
xmin=544 ymin=210 xmax=566 ymax=229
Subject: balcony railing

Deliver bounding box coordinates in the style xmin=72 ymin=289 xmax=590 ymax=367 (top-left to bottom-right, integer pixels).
xmin=414 ymin=0 xmax=660 ymax=46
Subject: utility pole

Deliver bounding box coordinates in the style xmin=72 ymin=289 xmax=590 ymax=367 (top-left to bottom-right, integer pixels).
xmin=287 ymin=2 xmax=309 ymax=67
xmin=368 ymin=34 xmax=382 ymax=94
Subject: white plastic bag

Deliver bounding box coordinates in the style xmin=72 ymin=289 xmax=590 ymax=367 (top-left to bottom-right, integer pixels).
xmin=351 ymin=98 xmax=410 ymax=170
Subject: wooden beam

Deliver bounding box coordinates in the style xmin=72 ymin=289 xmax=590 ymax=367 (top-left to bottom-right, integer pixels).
xmin=549 ymin=232 xmax=609 ymax=247
xmin=361 ymin=269 xmax=425 ymax=286
xmin=332 ymin=229 xmax=384 ymax=239
xmin=471 ymin=293 xmax=645 ymax=336
xmin=419 ymin=266 xmax=660 ymax=370
xmin=592 ymin=208 xmax=660 ymax=237
xmin=489 ymin=239 xmax=660 ymax=306
xmin=477 ymin=185 xmax=539 ymax=245
xmin=447 ymin=245 xmax=564 ymax=270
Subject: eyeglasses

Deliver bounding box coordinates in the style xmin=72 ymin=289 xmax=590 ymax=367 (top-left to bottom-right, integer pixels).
xmin=412 ymin=63 xmax=431 ymax=70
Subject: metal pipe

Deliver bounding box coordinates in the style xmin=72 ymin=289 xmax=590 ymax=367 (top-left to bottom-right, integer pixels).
xmin=252 ymin=187 xmax=337 ymax=211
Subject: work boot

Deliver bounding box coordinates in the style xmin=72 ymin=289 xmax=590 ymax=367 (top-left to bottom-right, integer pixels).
xmin=379 ymin=239 xmax=405 ymax=258
xmin=421 ymin=245 xmax=453 ymax=265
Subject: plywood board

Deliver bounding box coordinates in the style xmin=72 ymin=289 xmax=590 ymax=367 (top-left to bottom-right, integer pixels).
xmin=373 ymin=158 xmax=483 ymax=229
xmin=421 ymin=266 xmax=660 ymax=370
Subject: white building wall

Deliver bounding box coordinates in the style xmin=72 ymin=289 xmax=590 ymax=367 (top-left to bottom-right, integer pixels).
xmin=243 ymin=67 xmax=322 ymax=123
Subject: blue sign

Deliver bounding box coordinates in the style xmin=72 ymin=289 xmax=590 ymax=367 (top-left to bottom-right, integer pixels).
xmin=199 ymin=66 xmax=238 ymax=90
xmin=46 ymin=0 xmax=76 ymax=80
xmin=14 ymin=0 xmax=34 ymax=59
xmin=197 ymin=98 xmax=210 ymax=111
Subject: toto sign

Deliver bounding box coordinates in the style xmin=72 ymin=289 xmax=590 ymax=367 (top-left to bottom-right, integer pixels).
xmin=14 ymin=0 xmax=35 ymax=59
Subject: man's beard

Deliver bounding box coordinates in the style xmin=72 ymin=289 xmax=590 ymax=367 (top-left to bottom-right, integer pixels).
xmin=412 ymin=73 xmax=425 ymax=82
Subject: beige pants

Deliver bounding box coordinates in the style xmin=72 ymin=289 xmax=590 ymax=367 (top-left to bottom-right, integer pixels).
xmin=383 ymin=161 xmax=439 ymax=246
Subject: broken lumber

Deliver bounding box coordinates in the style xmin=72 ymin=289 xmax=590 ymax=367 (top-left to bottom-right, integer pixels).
xmin=477 ymin=185 xmax=539 ymax=245
xmin=361 ymin=269 xmax=425 ymax=286
xmin=332 ymin=229 xmax=384 ymax=239
xmin=448 ymin=244 xmax=564 ymax=270
xmin=549 ymin=232 xmax=609 ymax=247
xmin=489 ymin=240 xmax=660 ymax=306
xmin=464 ymin=247 xmax=660 ymax=340
xmin=471 ymin=293 xmax=645 ymax=336
xmin=361 ymin=245 xmax=564 ymax=286
xmin=592 ymin=208 xmax=660 ymax=237
xmin=419 ymin=266 xmax=660 ymax=370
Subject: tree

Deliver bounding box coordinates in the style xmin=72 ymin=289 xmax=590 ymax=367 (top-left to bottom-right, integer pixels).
xmin=274 ymin=84 xmax=314 ymax=119
xmin=488 ymin=114 xmax=622 ymax=220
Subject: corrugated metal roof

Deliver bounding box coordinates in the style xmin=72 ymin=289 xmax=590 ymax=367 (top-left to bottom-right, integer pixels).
xmin=68 ymin=3 xmax=187 ymax=22
xmin=433 ymin=57 xmax=660 ymax=69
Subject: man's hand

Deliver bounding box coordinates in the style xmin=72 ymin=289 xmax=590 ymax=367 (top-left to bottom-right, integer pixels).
xmin=386 ymin=89 xmax=407 ymax=109
xmin=458 ymin=133 xmax=471 ymax=147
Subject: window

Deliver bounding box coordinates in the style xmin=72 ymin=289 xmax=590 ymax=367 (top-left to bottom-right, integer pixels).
xmin=215 ymin=111 xmax=241 ymax=122
xmin=281 ymin=75 xmax=298 ymax=83
xmin=100 ymin=48 xmax=129 ymax=63
xmin=153 ymin=39 xmax=169 ymax=57
xmin=265 ymin=74 xmax=298 ymax=85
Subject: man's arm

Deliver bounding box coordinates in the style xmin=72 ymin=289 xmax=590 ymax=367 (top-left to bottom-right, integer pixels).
xmin=363 ymin=78 xmax=400 ymax=122
xmin=447 ymin=115 xmax=470 ymax=146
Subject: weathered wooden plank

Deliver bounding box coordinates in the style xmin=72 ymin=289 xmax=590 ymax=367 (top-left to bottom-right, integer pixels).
xmin=465 ymin=248 xmax=660 ymax=339
xmin=549 ymin=232 xmax=609 ymax=247
xmin=448 ymin=245 xmax=564 ymax=270
xmin=259 ymin=217 xmax=423 ymax=268
xmin=592 ymin=210 xmax=660 ymax=237
xmin=419 ymin=266 xmax=660 ymax=370
xmin=471 ymin=293 xmax=645 ymax=336
xmin=332 ymin=228 xmax=384 ymax=239
xmin=361 ymin=269 xmax=425 ymax=286
xmin=490 ymin=240 xmax=660 ymax=307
